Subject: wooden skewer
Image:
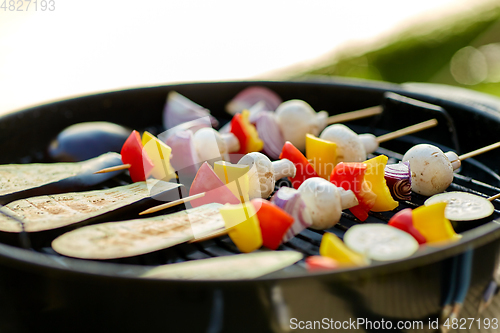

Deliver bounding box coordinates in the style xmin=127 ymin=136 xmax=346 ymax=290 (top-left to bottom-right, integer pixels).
xmin=93 ymin=164 xmax=132 ymax=174
xmin=327 ymin=105 xmax=383 ymax=125
xmin=487 ymin=193 xmax=500 ymax=202
xmin=139 ymin=192 xmax=206 ymax=215
xmin=459 ymin=141 xmax=500 ymax=161
xmin=189 ymin=228 xmax=230 ymax=243
xmin=376 ymin=119 xmax=438 ymax=143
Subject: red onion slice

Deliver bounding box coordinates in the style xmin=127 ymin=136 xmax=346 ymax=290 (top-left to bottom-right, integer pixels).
xmin=384 ymin=161 xmax=411 ymax=201
xmin=163 ymin=91 xmax=218 ymax=130
xmin=271 ymin=187 xmax=313 ymax=243
xmin=256 ymin=112 xmax=285 ymax=160
xmin=225 ymin=86 xmax=282 ymax=115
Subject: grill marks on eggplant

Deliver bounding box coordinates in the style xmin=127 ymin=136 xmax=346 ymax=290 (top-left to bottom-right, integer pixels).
xmin=0 ymin=180 xmax=180 ymax=232
xmin=52 ymin=203 xmax=225 ymax=259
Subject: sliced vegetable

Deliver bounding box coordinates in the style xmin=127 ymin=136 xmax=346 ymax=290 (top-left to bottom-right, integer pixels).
xmin=298 ymin=177 xmax=358 ymax=229
xmin=121 ymin=130 xmax=154 ymax=182
xmin=251 ymin=198 xmax=294 ymax=250
xmin=141 ymin=251 xmax=303 ymax=280
xmin=230 ymin=110 xmax=264 ymax=155
xmin=270 ymin=187 xmax=313 ymax=242
xmin=384 ymin=161 xmax=411 ymax=201
xmin=225 ymin=86 xmax=282 ymax=115
xmin=424 ymin=192 xmax=494 ymax=221
xmin=388 ymin=208 xmax=426 ymax=244
xmin=363 ymin=155 xmax=399 ymax=212
xmin=142 ymin=131 xmax=176 ymax=181
xmin=52 ymin=203 xmax=225 ymax=259
xmin=319 ymin=232 xmax=369 ymax=267
xmin=219 ymin=202 xmax=262 ymax=253
xmin=343 ymin=224 xmax=419 ymax=261
xmin=213 ymin=161 xmax=250 ymax=203
xmin=305 ymin=255 xmax=340 ymax=272
xmin=189 ymin=162 xmax=240 ymax=208
xmin=412 ymin=202 xmax=462 ymax=243
xmin=0 ymin=152 xmax=124 ymax=205
xmin=163 ymin=91 xmax=218 ymax=130
xmin=305 ymin=133 xmax=337 ymax=180
xmin=279 ymin=141 xmax=319 ymax=189
xmin=0 ymin=180 xmax=181 ymax=232
xmin=330 ymin=162 xmax=377 ymax=221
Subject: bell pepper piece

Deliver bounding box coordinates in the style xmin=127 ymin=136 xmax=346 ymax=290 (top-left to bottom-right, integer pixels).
xmin=388 ymin=208 xmax=427 ymax=244
xmin=219 ymin=202 xmax=263 ymax=253
xmin=363 ymin=155 xmax=399 ymax=212
xmin=213 ymin=161 xmax=250 ymax=203
xmin=330 ymin=162 xmax=377 ymax=221
xmin=142 ymin=131 xmax=176 ymax=181
xmin=189 ymin=162 xmax=241 ymax=207
xmin=121 ymin=130 xmax=154 ymax=182
xmin=412 ymin=202 xmax=462 ymax=243
xmin=305 ymin=134 xmax=337 ymax=180
xmin=279 ymin=141 xmax=319 ymax=189
xmin=319 ymin=232 xmax=368 ymax=267
xmin=305 ymin=255 xmax=340 ymax=272
xmin=230 ymin=110 xmax=264 ymax=155
xmin=251 ymin=198 xmax=294 ymax=250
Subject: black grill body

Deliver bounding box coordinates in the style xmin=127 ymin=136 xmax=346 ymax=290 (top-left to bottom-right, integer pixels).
xmin=1 ymin=79 xmax=500 ymax=332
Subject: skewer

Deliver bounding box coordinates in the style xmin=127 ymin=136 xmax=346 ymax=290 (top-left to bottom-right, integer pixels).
xmin=189 ymin=228 xmax=230 ymax=243
xmin=375 ymin=119 xmax=438 ymax=143
xmin=326 ymin=105 xmax=383 ymax=125
xmin=139 ymin=192 xmax=206 ymax=215
xmin=459 ymin=141 xmax=500 ymax=161
xmin=487 ymin=193 xmax=500 ymax=202
xmin=94 ymin=164 xmax=131 ymax=174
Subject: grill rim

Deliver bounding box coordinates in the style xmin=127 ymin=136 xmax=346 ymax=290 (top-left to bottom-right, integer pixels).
xmin=1 ymin=77 xmax=500 ymax=284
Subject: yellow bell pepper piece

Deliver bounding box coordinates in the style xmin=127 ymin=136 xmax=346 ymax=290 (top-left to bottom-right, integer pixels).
xmin=219 ymin=202 xmax=262 ymax=253
xmin=142 ymin=131 xmax=176 ymax=181
xmin=412 ymin=202 xmax=462 ymax=243
xmin=363 ymin=155 xmax=399 ymax=212
xmin=305 ymin=134 xmax=337 ymax=179
xmin=214 ymin=161 xmax=250 ymax=203
xmin=241 ymin=110 xmax=264 ymax=153
xmin=319 ymin=232 xmax=368 ymax=267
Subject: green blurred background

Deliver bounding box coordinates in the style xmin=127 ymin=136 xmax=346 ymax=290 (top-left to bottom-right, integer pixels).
xmin=293 ymin=1 xmax=500 ymax=97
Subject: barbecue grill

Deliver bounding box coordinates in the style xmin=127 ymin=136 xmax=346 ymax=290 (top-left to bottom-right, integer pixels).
xmin=1 ymin=78 xmax=500 ymax=333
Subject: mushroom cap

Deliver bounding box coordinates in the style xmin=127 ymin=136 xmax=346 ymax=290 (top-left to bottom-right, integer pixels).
xmin=192 ymin=128 xmax=226 ymax=163
xmin=238 ymin=152 xmax=275 ymax=199
xmin=275 ymin=100 xmax=327 ymax=151
xmin=402 ymin=144 xmax=454 ymax=196
xmin=319 ymin=124 xmax=366 ymax=163
xmin=297 ymin=177 xmax=343 ymax=229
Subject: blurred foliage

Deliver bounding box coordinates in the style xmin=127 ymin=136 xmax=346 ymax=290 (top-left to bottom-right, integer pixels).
xmin=300 ymin=2 xmax=500 ymax=97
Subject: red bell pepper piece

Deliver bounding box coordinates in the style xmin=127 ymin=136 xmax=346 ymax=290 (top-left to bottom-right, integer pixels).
xmin=305 ymin=255 xmax=340 ymax=272
xmin=388 ymin=208 xmax=427 ymax=244
xmin=279 ymin=141 xmax=319 ymax=189
xmin=330 ymin=162 xmax=376 ymax=221
xmin=121 ymin=130 xmax=154 ymax=182
xmin=230 ymin=113 xmax=249 ymax=155
xmin=251 ymin=198 xmax=294 ymax=250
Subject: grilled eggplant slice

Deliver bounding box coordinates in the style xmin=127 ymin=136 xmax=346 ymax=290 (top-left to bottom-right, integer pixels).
xmin=0 ymin=152 xmax=124 ymax=204
xmin=0 ymin=180 xmax=181 ymax=233
xmin=52 ymin=203 xmax=225 ymax=259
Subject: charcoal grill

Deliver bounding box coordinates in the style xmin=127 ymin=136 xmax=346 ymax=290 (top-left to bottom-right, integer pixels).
xmin=1 ymin=78 xmax=500 ymax=333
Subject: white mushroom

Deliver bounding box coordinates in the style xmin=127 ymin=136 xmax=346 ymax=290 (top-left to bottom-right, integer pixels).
xmin=319 ymin=124 xmax=367 ymax=164
xmin=275 ymin=100 xmax=328 ymax=151
xmin=402 ymin=144 xmax=460 ymax=196
xmin=238 ymin=152 xmax=296 ymax=199
xmin=192 ymin=128 xmax=240 ymax=163
xmin=297 ymin=177 xmax=358 ymax=229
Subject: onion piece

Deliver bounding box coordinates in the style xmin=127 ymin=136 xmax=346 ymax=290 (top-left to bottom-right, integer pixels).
xmin=271 ymin=187 xmax=312 ymax=243
xmin=255 ymin=112 xmax=285 ymax=160
xmin=163 ymin=91 xmax=218 ymax=130
xmin=384 ymin=161 xmax=411 ymax=200
xmin=165 ymin=130 xmax=199 ymax=175
xmin=225 ymin=86 xmax=282 ymax=115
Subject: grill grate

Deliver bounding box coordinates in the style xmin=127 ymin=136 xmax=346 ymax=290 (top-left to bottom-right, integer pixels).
xmin=8 ymin=134 xmax=499 ymax=276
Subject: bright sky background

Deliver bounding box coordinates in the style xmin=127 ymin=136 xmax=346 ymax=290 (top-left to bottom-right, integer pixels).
xmin=0 ymin=0 xmax=485 ymax=114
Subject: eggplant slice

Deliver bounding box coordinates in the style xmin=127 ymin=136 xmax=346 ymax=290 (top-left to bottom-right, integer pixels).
xmin=0 ymin=152 xmax=124 ymax=204
xmin=0 ymin=180 xmax=181 ymax=233
xmin=52 ymin=203 xmax=225 ymax=259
